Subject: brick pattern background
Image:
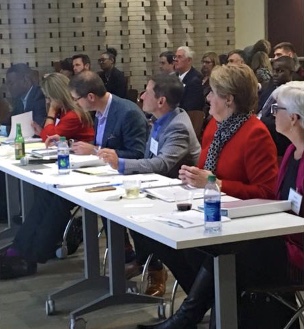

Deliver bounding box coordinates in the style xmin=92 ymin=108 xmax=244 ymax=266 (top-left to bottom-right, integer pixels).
xmin=0 ymin=0 xmax=235 ymax=96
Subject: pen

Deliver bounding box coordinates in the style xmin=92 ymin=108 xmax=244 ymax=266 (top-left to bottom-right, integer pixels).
xmin=141 ymin=179 xmax=158 ymax=183
xmin=30 ymin=170 xmax=43 ymax=175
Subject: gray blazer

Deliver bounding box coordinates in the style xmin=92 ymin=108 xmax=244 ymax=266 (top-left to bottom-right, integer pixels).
xmin=123 ymin=108 xmax=201 ymax=178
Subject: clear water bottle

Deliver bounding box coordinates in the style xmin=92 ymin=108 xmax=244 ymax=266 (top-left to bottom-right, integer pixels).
xmin=204 ymin=174 xmax=221 ymax=233
xmin=57 ymin=136 xmax=70 ymax=175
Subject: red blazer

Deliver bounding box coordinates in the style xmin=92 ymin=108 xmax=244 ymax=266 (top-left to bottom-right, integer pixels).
xmin=40 ymin=110 xmax=94 ymax=142
xmin=198 ymin=116 xmax=278 ymax=200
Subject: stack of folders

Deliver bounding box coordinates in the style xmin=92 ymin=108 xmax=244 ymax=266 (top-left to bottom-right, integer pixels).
xmin=220 ymin=199 xmax=291 ymax=218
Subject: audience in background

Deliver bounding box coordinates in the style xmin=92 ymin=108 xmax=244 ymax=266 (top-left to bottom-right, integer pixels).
xmin=250 ymin=50 xmax=272 ymax=87
xmin=200 ymin=51 xmax=220 ymax=136
xmin=259 ymin=56 xmax=294 ymax=157
xmin=273 ymin=42 xmax=304 ymax=80
xmin=97 ymin=47 xmax=127 ymax=98
xmin=227 ymin=49 xmax=248 ymax=65
xmin=59 ymin=58 xmax=74 ymax=79
xmin=158 ymin=51 xmax=176 ymax=75
xmin=72 ymin=54 xmax=91 ymax=74
xmin=174 ymin=46 xmax=204 ymax=141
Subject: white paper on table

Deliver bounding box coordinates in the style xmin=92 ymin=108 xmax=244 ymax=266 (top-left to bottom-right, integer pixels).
xmin=128 ymin=209 xmax=230 ymax=228
xmin=8 ymin=111 xmax=35 ymax=139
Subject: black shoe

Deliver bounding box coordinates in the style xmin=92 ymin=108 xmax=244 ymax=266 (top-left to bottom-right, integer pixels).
xmin=0 ymin=255 xmax=37 ymax=279
xmin=137 ymin=322 xmax=197 ymax=329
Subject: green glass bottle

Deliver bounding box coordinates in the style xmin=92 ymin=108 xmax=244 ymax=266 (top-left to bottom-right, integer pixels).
xmin=15 ymin=123 xmax=25 ymax=160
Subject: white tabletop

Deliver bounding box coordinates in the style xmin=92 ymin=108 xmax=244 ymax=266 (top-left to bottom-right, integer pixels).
xmin=50 ymin=183 xmax=304 ymax=249
xmin=1 ymin=157 xmax=304 ymax=250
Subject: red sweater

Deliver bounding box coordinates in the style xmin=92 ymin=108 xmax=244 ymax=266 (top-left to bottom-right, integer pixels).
xmin=40 ymin=110 xmax=94 ymax=142
xmin=198 ymin=116 xmax=278 ymax=200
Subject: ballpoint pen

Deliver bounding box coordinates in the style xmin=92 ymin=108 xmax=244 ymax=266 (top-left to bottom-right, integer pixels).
xmin=30 ymin=170 xmax=43 ymax=175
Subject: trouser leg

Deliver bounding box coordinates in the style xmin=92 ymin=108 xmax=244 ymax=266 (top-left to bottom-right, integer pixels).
xmin=13 ymin=188 xmax=74 ymax=263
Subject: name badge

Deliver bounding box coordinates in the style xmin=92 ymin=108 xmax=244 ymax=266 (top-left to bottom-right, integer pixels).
xmin=288 ymin=188 xmax=303 ymax=215
xmin=150 ymin=138 xmax=158 ymax=156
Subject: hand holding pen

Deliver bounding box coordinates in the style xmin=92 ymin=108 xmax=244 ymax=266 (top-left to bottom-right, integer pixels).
xmin=72 ymin=141 xmax=96 ymax=155
xmin=98 ymin=148 xmax=119 ymax=169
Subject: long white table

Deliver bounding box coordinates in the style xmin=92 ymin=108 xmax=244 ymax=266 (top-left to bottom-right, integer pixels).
xmin=0 ymin=159 xmax=169 ymax=328
xmin=50 ymin=181 xmax=304 ymax=329
xmin=1 ymin=158 xmax=304 ymax=329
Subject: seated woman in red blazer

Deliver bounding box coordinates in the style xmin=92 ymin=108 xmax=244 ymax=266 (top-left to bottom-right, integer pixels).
xmin=32 ymin=73 xmax=94 ymax=142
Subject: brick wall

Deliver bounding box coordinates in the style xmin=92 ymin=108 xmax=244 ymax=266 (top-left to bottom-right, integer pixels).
xmin=0 ymin=0 xmax=235 ymax=96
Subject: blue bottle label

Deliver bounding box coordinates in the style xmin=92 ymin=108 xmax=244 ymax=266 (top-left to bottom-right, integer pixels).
xmin=204 ymin=200 xmax=221 ymax=222
xmin=58 ymin=154 xmax=70 ymax=169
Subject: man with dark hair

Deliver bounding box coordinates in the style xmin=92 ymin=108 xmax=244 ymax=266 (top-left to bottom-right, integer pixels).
xmin=159 ymin=51 xmax=175 ymax=75
xmin=4 ymin=63 xmax=46 ymax=135
xmin=227 ymin=49 xmax=248 ymax=65
xmin=99 ymin=73 xmax=200 ymax=297
xmin=72 ymin=54 xmax=91 ymax=74
xmin=259 ymin=56 xmax=295 ymax=156
xmin=0 ymin=63 xmax=46 ymax=227
xmin=0 ymin=71 xmax=148 ymax=279
xmin=273 ymin=41 xmax=304 ymax=80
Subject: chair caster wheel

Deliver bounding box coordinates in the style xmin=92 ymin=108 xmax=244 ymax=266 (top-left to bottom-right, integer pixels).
xmin=158 ymin=302 xmax=167 ymax=320
xmin=69 ymin=318 xmax=87 ymax=329
xmin=56 ymin=245 xmax=68 ymax=259
xmin=45 ymin=299 xmax=55 ymax=315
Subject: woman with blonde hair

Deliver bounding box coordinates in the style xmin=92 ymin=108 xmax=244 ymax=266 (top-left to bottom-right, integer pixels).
xmin=137 ymin=65 xmax=285 ymax=329
xmin=32 ymin=73 xmax=94 ymax=142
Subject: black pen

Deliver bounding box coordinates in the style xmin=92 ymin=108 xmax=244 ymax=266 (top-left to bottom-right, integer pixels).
xmin=141 ymin=179 xmax=158 ymax=183
xmin=30 ymin=170 xmax=43 ymax=175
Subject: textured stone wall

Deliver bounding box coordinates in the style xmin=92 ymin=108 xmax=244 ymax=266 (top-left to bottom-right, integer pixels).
xmin=0 ymin=0 xmax=235 ymax=96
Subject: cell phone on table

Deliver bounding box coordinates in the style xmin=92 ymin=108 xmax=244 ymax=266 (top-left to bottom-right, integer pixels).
xmin=85 ymin=186 xmax=116 ymax=193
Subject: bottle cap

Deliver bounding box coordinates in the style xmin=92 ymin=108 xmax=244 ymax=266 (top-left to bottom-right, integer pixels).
xmin=207 ymin=175 xmax=216 ymax=182
xmin=59 ymin=136 xmax=66 ymax=141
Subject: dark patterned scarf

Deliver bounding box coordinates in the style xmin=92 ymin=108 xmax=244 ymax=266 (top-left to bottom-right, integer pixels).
xmin=204 ymin=113 xmax=251 ymax=174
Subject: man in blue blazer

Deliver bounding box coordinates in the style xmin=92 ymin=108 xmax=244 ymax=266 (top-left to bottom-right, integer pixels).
xmin=0 ymin=72 xmax=148 ymax=279
xmin=4 ymin=63 xmax=46 ymax=135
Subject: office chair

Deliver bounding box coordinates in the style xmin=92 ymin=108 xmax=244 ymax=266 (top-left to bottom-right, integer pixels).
xmin=245 ymin=265 xmax=304 ymax=328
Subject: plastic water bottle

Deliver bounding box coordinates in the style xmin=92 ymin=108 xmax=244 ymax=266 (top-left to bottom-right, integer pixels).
xmin=204 ymin=174 xmax=221 ymax=233
xmin=57 ymin=136 xmax=70 ymax=175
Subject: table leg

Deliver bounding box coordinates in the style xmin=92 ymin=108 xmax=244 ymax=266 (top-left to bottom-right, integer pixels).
xmin=214 ymin=254 xmax=238 ymax=329
xmin=69 ymin=217 xmax=163 ymax=321
xmin=0 ymin=174 xmax=20 ymax=245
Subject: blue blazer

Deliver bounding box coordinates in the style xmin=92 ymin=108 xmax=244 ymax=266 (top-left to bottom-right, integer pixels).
xmin=94 ymin=94 xmax=148 ymax=159
xmin=6 ymin=85 xmax=46 ymax=135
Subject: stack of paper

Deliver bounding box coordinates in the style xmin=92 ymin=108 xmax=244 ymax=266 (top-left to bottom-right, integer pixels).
xmin=220 ymin=199 xmax=291 ymax=218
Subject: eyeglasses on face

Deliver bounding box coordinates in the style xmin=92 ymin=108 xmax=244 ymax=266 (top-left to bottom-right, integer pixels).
xmin=271 ymin=103 xmax=287 ymax=115
xmin=72 ymin=95 xmax=84 ymax=102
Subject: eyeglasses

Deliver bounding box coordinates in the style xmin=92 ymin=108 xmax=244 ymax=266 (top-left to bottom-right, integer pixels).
xmin=72 ymin=95 xmax=84 ymax=102
xmin=271 ymin=103 xmax=287 ymax=115
xmin=98 ymin=58 xmax=109 ymax=64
